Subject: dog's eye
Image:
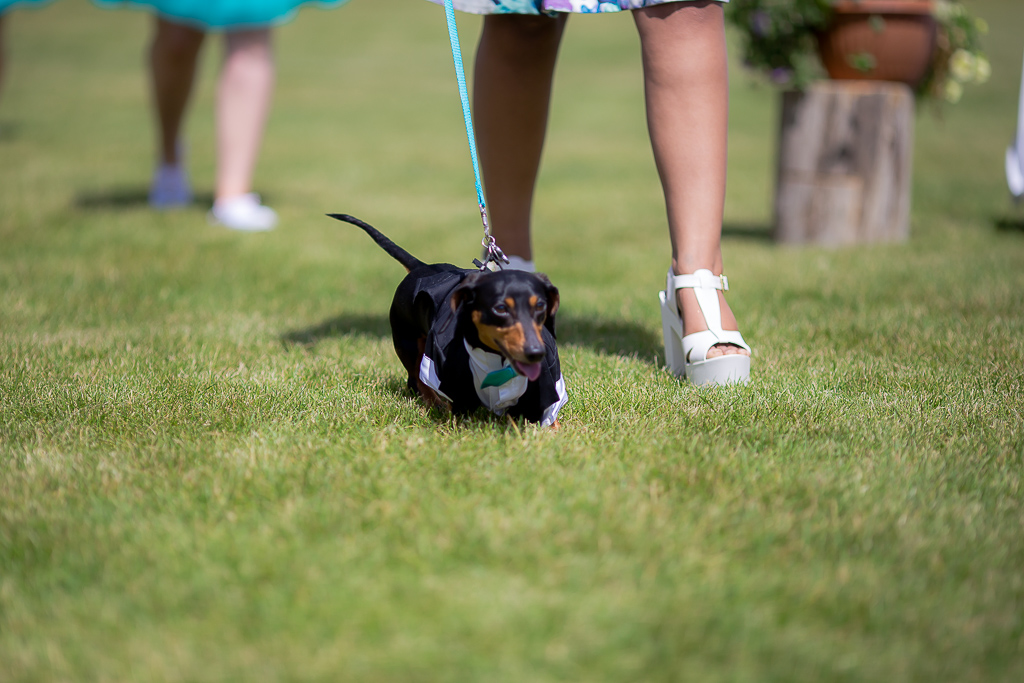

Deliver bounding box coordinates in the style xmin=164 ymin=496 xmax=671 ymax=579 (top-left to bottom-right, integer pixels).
xmin=534 ymin=301 xmax=547 ymax=315
xmin=492 ymin=303 xmax=510 ymax=316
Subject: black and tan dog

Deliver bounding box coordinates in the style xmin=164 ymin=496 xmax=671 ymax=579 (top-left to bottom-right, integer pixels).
xmin=330 ymin=214 xmax=567 ymax=427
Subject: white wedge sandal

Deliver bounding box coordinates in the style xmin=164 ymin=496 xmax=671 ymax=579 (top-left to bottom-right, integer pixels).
xmin=658 ymin=268 xmax=751 ymax=386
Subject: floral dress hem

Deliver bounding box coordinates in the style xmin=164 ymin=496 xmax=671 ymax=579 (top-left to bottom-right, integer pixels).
xmin=424 ymin=0 xmax=726 ymax=16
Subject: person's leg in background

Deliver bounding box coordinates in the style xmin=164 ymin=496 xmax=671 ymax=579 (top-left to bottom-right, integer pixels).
xmin=209 ymin=26 xmax=278 ymax=231
xmin=0 ymin=15 xmax=8 ymax=107
xmin=148 ymin=16 xmax=204 ymax=207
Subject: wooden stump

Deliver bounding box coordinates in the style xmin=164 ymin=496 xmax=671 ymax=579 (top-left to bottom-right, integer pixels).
xmin=773 ymin=81 xmax=914 ymax=246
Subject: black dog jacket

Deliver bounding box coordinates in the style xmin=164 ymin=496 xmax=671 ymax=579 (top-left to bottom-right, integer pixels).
xmin=414 ymin=270 xmax=567 ymax=426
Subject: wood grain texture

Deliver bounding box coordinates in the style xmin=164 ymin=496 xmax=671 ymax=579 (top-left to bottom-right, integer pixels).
xmin=774 ymin=81 xmax=914 ymax=246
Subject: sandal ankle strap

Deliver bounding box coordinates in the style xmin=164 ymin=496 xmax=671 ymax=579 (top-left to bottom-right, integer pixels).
xmin=669 ymin=269 xmax=729 ymax=292
xmin=662 ymin=268 xmax=751 ymax=358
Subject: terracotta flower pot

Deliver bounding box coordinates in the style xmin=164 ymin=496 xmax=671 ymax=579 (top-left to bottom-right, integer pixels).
xmin=817 ymin=0 xmax=938 ymax=87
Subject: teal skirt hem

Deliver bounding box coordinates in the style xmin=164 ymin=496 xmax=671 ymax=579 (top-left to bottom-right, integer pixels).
xmin=92 ymin=0 xmax=348 ymax=30
xmin=0 ymin=0 xmax=56 ymax=13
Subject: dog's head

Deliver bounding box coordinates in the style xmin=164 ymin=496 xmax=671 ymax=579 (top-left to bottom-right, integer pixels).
xmin=450 ymin=270 xmax=559 ymax=381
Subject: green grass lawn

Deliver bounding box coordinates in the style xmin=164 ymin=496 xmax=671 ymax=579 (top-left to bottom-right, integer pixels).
xmin=2 ymin=0 xmax=1023 ymax=680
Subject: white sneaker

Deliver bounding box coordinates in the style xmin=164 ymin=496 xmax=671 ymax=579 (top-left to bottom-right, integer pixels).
xmin=208 ymin=193 xmax=278 ymax=232
xmin=504 ymin=255 xmax=536 ymax=272
xmin=148 ymin=164 xmax=193 ymax=209
xmin=1008 ymin=145 xmax=1024 ymax=201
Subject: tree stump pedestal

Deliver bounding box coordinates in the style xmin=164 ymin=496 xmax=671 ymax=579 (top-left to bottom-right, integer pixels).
xmin=773 ymin=80 xmax=914 ymax=246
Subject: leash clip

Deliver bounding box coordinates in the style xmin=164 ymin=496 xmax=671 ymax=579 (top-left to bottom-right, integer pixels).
xmin=476 ymin=204 xmax=508 ymax=272
xmin=479 ymin=237 xmax=508 ymax=272
xmin=473 ymin=243 xmax=506 ymax=272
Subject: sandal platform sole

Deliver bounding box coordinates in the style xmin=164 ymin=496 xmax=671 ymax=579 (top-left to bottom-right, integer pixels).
xmin=659 ymin=290 xmax=750 ymax=386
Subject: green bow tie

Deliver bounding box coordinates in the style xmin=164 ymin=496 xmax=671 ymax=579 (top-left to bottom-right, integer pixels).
xmin=480 ymin=365 xmax=518 ymax=389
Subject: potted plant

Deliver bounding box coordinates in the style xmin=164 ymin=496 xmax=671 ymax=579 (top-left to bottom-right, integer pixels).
xmin=725 ymin=0 xmax=990 ymax=104
xmin=816 ymin=1 xmax=938 ymax=87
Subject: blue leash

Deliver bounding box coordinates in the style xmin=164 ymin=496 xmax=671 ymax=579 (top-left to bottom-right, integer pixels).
xmin=442 ymin=0 xmax=508 ymax=270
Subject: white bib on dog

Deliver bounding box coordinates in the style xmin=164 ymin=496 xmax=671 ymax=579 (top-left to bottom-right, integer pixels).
xmin=464 ymin=340 xmax=530 ymax=412
xmin=419 ymin=341 xmax=567 ymax=426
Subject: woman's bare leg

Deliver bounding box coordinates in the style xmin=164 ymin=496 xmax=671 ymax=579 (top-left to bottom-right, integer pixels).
xmin=472 ymin=13 xmax=567 ymax=261
xmin=150 ymin=17 xmax=205 ymax=166
xmin=215 ymin=28 xmax=274 ymax=201
xmin=634 ymin=1 xmax=747 ymax=358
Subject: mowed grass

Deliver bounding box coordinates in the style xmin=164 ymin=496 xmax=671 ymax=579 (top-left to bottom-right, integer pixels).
xmin=1 ymin=0 xmax=1023 ymax=680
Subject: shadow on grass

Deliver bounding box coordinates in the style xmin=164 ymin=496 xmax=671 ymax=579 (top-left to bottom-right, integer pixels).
xmin=994 ymin=214 xmax=1024 ymax=233
xmin=558 ymin=313 xmax=662 ymax=360
xmin=0 ymin=121 xmax=19 ymax=142
xmin=281 ymin=312 xmax=391 ymax=348
xmin=283 ymin=310 xmax=661 ymax=429
xmin=723 ymin=221 xmax=774 ymax=241
xmin=73 ymin=187 xmax=216 ymax=209
xmin=282 ymin=310 xmax=661 ymax=360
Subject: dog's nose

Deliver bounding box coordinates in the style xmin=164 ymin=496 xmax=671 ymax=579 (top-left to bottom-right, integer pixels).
xmin=523 ymin=345 xmax=545 ymax=363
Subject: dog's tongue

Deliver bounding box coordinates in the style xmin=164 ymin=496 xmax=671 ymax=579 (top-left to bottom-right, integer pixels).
xmin=514 ymin=361 xmax=542 ymax=382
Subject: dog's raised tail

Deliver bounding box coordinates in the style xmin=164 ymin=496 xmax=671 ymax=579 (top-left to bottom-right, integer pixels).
xmin=328 ymin=213 xmax=426 ymax=272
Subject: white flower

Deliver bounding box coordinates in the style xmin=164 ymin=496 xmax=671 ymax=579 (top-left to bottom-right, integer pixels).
xmin=949 ymin=49 xmax=975 ymax=83
xmin=944 ymin=79 xmax=963 ymax=103
xmin=974 ymin=56 xmax=991 ymax=84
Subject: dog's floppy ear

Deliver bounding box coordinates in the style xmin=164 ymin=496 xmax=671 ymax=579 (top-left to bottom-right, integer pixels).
xmin=534 ymin=272 xmax=560 ymax=336
xmin=450 ymin=272 xmax=484 ymax=314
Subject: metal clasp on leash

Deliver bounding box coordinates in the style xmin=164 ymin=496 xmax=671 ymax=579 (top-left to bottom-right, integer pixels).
xmin=471 ymin=204 xmax=509 ymax=272
xmin=474 ymin=237 xmax=508 ymax=272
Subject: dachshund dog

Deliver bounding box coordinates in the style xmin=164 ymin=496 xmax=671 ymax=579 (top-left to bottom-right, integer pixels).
xmin=330 ymin=214 xmax=566 ymax=427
